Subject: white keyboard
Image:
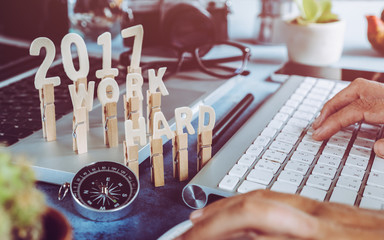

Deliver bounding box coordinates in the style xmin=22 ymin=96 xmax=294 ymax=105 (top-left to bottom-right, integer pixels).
xmin=183 ymin=76 xmax=384 ymax=210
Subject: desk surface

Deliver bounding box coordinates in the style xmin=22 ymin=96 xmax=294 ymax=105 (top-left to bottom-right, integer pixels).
xmin=36 ymin=38 xmax=384 ymax=239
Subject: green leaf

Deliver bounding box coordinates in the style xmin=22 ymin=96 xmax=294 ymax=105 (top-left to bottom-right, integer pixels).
xmin=302 ymin=0 xmax=321 ymax=22
xmin=293 ymin=0 xmax=338 ymax=24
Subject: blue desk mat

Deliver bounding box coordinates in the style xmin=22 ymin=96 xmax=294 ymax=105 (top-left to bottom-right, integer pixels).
xmin=37 ymin=78 xmax=279 ymax=240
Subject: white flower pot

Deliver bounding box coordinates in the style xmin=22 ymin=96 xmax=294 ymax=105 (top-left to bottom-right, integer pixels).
xmin=284 ymin=20 xmax=346 ymax=66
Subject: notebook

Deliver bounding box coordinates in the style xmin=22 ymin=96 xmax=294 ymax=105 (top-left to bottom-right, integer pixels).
xmin=0 ymin=0 xmax=228 ymax=185
xmin=182 ymin=74 xmax=384 ymax=211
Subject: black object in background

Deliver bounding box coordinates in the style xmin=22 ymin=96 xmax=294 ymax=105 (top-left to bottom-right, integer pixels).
xmin=0 ymin=0 xmax=69 ymax=45
xmin=274 ymin=61 xmax=384 ymax=83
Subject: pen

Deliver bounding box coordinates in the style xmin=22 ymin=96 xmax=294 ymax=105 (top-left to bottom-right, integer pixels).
xmin=212 ymin=93 xmax=254 ymax=145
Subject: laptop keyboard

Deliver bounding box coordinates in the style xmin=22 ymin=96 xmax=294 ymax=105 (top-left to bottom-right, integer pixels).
xmin=216 ymin=77 xmax=384 ymax=209
xmin=0 ymin=57 xmax=125 ymax=146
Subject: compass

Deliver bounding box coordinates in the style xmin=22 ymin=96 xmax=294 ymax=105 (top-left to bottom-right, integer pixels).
xmin=59 ymin=161 xmax=139 ymax=221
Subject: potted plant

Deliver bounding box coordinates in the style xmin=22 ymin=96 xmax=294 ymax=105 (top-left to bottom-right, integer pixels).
xmin=284 ymin=0 xmax=345 ymax=66
xmin=0 ymin=151 xmax=72 ymax=240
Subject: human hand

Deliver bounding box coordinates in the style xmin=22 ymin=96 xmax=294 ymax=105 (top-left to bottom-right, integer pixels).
xmin=311 ymin=78 xmax=384 ymax=157
xmin=178 ymin=190 xmax=384 ymax=240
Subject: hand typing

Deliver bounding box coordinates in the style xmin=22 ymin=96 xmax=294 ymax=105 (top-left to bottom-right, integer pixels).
xmin=178 ymin=190 xmax=384 ymax=239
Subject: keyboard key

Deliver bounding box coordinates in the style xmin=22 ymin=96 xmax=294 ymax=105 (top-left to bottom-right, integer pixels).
xmin=262 ymin=149 xmax=287 ymax=163
xmin=276 ymin=132 xmax=299 ymax=144
xmin=273 ymin=112 xmax=289 ymax=122
xmin=336 ymin=175 xmax=362 ymax=192
xmin=302 ymin=134 xmax=322 ymax=146
xmin=237 ymin=180 xmax=266 ymax=193
xmin=287 ymin=117 xmax=309 ymax=129
xmin=307 ymin=92 xmax=327 ymax=102
xmin=285 ymin=161 xmax=309 ymax=175
xmin=363 ymin=185 xmax=384 ymax=201
xmin=297 ymin=142 xmax=321 ymax=154
xmin=271 ymin=181 xmax=297 ymax=194
xmin=306 ymin=174 xmax=332 ymax=191
xmin=359 ymin=197 xmax=384 ymax=210
xmin=357 ymin=130 xmax=377 ymax=140
xmin=345 ymin=155 xmax=368 ymax=170
xmin=238 ymin=154 xmax=257 ymax=167
xmin=367 ymin=172 xmax=384 ymax=188
xmin=228 ymin=164 xmax=249 ymax=178
xmin=341 ymin=165 xmax=365 ymax=181
xmin=317 ymin=155 xmax=341 ymax=168
xmin=253 ymin=135 xmax=271 ymax=147
xmin=327 ymin=136 xmax=349 ymax=149
xmin=291 ymin=151 xmax=315 ymax=165
xmin=278 ymin=170 xmax=304 ymax=186
xmin=360 ymin=123 xmax=381 ymax=132
xmin=290 ymin=93 xmax=305 ymax=102
xmin=372 ymin=156 xmax=384 ymax=173
xmin=247 ymin=169 xmax=274 ymax=185
xmin=297 ymin=104 xmax=318 ymax=115
xmin=322 ymin=145 xmax=346 ymax=158
xmin=269 ymin=141 xmax=294 ymax=154
xmin=312 ymin=164 xmax=337 ymax=179
xmin=255 ymin=159 xmax=280 ymax=173
xmin=329 ymin=186 xmax=357 ymax=206
xmin=281 ymin=124 xmax=304 ymax=136
xmin=280 ymin=105 xmax=295 ymax=115
xmin=349 ymin=146 xmax=372 ymax=160
xmin=285 ymin=99 xmax=300 ymax=108
xmin=302 ymin=98 xmax=322 ymax=108
xmin=293 ymin=111 xmax=314 ymax=122
xmin=316 ymin=79 xmax=335 ymax=89
xmin=304 ymin=77 xmax=317 ymax=85
xmin=218 ymin=175 xmax=240 ymax=191
xmin=333 ymin=131 xmax=353 ymax=140
xmin=300 ymin=185 xmax=327 ymax=201
xmin=353 ymin=137 xmax=375 ymax=150
xmin=246 ymin=144 xmax=264 ymax=158
xmin=261 ymin=127 xmax=277 ymax=138
xmin=267 ymin=119 xmax=284 ymax=130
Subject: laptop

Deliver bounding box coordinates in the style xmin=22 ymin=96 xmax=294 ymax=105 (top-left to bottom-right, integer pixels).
xmin=183 ymin=63 xmax=384 ymax=210
xmin=0 ymin=0 xmax=231 ymax=184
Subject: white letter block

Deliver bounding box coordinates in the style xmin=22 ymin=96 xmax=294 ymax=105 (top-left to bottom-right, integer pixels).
xmin=121 ymin=25 xmax=143 ymax=70
xmin=96 ymin=32 xmax=118 ymax=79
xmin=153 ymin=112 xmax=174 ymax=140
xmin=125 ymin=117 xmax=147 ymax=146
xmin=61 ymin=33 xmax=89 ymax=81
xmin=198 ymin=105 xmax=216 ymax=134
xmin=148 ymin=67 xmax=169 ymax=95
xmin=126 ymin=73 xmax=143 ymax=101
xmin=30 ymin=37 xmax=61 ymax=89
xmin=68 ymin=82 xmax=95 ymax=111
xmin=97 ymin=77 xmax=119 ymax=105
xmin=175 ymin=107 xmax=195 ymax=135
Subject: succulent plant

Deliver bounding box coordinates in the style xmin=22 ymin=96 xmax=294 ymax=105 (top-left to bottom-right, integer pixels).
xmin=0 ymin=151 xmax=46 ymax=240
xmin=293 ymin=0 xmax=339 ymax=25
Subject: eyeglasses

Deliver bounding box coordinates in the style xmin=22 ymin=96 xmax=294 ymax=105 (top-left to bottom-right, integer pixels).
xmin=120 ymin=41 xmax=251 ymax=81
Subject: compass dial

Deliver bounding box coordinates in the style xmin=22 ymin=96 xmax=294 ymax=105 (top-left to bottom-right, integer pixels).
xmin=71 ymin=161 xmax=139 ymax=211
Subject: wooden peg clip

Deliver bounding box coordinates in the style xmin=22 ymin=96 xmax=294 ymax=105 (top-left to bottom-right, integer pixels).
xmin=103 ymin=102 xmax=118 ymax=148
xmin=150 ymin=137 xmax=164 ymax=187
xmin=75 ymin=77 xmax=90 ymax=131
xmin=147 ymin=92 xmax=162 ymax=135
xmin=197 ymin=130 xmax=213 ymax=171
xmin=39 ymin=83 xmax=56 ymax=142
xmin=72 ymin=106 xmax=87 ymax=154
xmin=172 ymin=132 xmax=189 ymax=181
xmin=123 ymin=142 xmax=139 ymax=177
xmin=124 ymin=95 xmax=141 ymax=128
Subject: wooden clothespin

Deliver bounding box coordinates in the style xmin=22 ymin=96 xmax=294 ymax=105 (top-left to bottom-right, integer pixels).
xmin=197 ymin=105 xmax=216 ymax=171
xmin=72 ymin=106 xmax=87 ymax=154
xmin=69 ymin=82 xmax=95 ymax=154
xmin=147 ymin=67 xmax=169 ymax=135
xmin=97 ymin=78 xmax=119 ymax=148
xmin=151 ymin=112 xmax=174 ymax=187
xmin=124 ymin=72 xmax=144 ymax=129
xmin=95 ymin=33 xmax=120 ymax=148
xmin=30 ymin=37 xmax=61 ymax=142
xmin=172 ymin=107 xmax=195 ymax=181
xmin=124 ymin=117 xmax=146 ymax=178
xmin=61 ymin=33 xmax=91 ymax=130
